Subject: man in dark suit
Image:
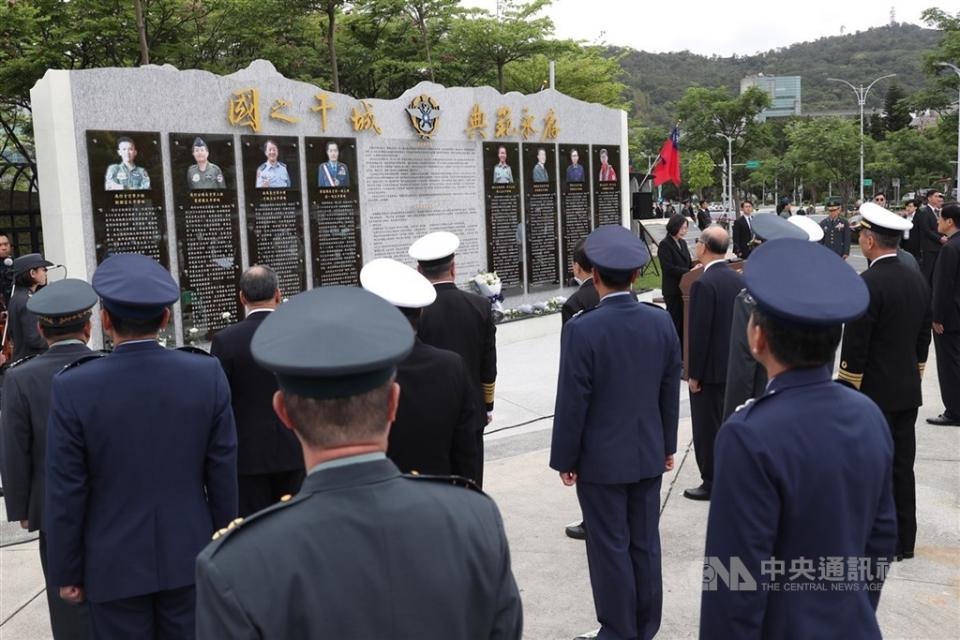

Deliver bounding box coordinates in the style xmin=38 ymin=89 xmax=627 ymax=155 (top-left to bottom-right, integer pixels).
xmin=410 ymin=231 xmax=497 ymax=487
xmin=360 ymin=258 xmax=479 ymax=480
xmin=838 ymin=203 xmax=932 ymax=560
xmin=900 ymin=197 xmax=923 ymax=261
xmin=1 ymin=279 xmax=95 ymax=640
xmin=684 ymin=226 xmax=743 ymax=501
xmin=211 ymin=265 xmax=304 ymax=516
xmin=914 ymin=189 xmax=947 ymax=286
xmin=551 ymin=226 xmax=681 ymax=640
xmin=195 ymin=286 xmax=522 ymax=639
xmin=929 ymin=203 xmax=960 ymax=427
xmin=697 ymin=200 xmax=712 ymax=230
xmin=701 ymin=238 xmax=896 ymax=639
xmin=45 ymin=254 xmax=237 ymax=639
xmin=731 ymin=199 xmax=755 ymax=259
xmin=561 ymin=239 xmax=599 ymax=324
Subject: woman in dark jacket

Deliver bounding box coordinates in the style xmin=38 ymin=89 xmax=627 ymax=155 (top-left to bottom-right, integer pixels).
xmin=657 ymin=214 xmax=693 ymax=341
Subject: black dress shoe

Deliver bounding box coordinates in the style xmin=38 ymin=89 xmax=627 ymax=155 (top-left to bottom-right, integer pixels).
xmin=926 ymin=414 xmax=960 ymax=426
xmin=565 ymin=521 xmax=586 ymax=540
xmin=901 ymin=550 xmax=915 ymax=560
xmin=683 ymin=485 xmax=711 ymax=501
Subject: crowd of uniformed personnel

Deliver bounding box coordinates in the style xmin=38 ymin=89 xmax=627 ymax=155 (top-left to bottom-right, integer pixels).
xmin=0 ymin=191 xmax=956 ymax=639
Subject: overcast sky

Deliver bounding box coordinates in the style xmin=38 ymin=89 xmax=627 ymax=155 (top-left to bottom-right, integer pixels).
xmin=461 ymin=0 xmax=940 ymax=56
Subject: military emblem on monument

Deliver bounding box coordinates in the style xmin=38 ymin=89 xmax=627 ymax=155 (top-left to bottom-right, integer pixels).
xmin=406 ymin=94 xmax=441 ymax=139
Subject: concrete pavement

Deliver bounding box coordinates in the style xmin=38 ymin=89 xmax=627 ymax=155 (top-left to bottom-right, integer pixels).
xmin=2 ymin=296 xmax=958 ymax=639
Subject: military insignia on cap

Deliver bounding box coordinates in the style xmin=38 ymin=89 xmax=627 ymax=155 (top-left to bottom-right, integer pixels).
xmin=406 ymin=94 xmax=441 ymax=140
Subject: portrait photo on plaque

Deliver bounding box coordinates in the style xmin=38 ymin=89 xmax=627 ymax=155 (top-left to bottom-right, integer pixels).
xmin=242 ymin=136 xmax=300 ymax=190
xmin=593 ymin=145 xmax=620 ymax=184
xmin=487 ymin=143 xmax=516 ymax=185
xmin=170 ymin=133 xmax=236 ymax=191
xmin=87 ymin=130 xmax=162 ymax=193
xmin=524 ymin=144 xmax=556 ymax=186
xmin=308 ymin=138 xmax=355 ymax=189
xmin=562 ymin=145 xmax=590 ymax=185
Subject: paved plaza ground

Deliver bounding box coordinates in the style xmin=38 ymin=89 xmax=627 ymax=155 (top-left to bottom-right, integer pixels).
xmin=2 ymin=221 xmax=957 ymax=638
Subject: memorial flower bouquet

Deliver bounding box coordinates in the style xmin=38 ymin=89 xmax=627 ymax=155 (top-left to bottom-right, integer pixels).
xmin=472 ymin=272 xmax=504 ymax=313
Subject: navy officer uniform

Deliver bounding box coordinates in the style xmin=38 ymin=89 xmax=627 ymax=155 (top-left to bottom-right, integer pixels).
xmin=410 ymin=231 xmax=497 ymax=486
xmin=722 ymin=214 xmax=808 ymax=420
xmin=838 ymin=204 xmax=931 ymax=560
xmin=550 ymin=225 xmax=681 ymax=640
xmin=701 ymin=239 xmax=897 ymax=639
xmin=1 ymin=279 xmax=97 ymax=640
xmin=45 ymin=254 xmax=238 ymax=639
xmin=360 ymin=258 xmax=480 ymax=480
xmin=194 ymin=286 xmax=522 ymax=639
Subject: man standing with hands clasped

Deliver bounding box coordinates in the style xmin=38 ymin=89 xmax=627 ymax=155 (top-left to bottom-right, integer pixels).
xmin=550 ymin=225 xmax=681 ymax=640
xmin=928 ymin=203 xmax=960 ymax=427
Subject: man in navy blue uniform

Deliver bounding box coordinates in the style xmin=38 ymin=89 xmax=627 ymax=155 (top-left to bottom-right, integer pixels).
xmin=550 ymin=225 xmax=681 ymax=640
xmin=684 ymin=226 xmax=742 ymax=501
xmin=45 ymin=254 xmax=238 ymax=639
xmin=701 ymin=239 xmax=897 ymax=639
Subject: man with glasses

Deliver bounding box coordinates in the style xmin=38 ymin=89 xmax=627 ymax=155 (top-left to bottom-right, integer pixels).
xmin=819 ymin=197 xmax=851 ymax=259
xmin=873 ymin=193 xmax=887 ymax=207
xmin=915 ymin=189 xmax=948 ymax=286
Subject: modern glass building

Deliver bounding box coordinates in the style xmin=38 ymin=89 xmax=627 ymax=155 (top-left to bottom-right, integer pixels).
xmin=741 ymin=74 xmax=802 ymax=121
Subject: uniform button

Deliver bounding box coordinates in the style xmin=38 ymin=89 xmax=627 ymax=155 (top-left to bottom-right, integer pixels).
xmin=280 ymin=494 xmax=292 ymax=502
xmin=410 ymin=470 xmax=420 ymax=476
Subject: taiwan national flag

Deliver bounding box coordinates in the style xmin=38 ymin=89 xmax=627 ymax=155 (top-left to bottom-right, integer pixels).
xmin=652 ymin=126 xmax=681 ymax=187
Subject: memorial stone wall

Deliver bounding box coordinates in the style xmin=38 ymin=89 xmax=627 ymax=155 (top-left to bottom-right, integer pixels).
xmin=31 ymin=60 xmax=628 ymax=346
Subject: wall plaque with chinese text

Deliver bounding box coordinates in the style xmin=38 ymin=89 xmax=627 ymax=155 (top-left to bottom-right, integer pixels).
xmin=521 ymin=143 xmax=559 ymax=289
xmin=592 ymin=145 xmax=622 ymax=228
xmin=305 ymin=137 xmax=362 ymax=286
xmin=482 ymin=142 xmax=523 ymax=295
xmin=559 ymin=144 xmax=593 ymax=284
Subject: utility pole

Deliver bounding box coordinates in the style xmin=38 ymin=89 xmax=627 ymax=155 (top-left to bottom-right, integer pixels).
xmin=828 ymin=74 xmax=896 ymax=204
xmin=715 ymin=133 xmax=735 ymax=215
xmin=936 ymin=62 xmax=960 ymax=199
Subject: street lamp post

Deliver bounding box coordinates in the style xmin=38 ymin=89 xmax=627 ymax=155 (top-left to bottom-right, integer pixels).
xmin=828 ymin=74 xmax=897 ymax=204
xmin=715 ymin=132 xmax=734 ymax=214
xmin=936 ymin=62 xmax=960 ymax=199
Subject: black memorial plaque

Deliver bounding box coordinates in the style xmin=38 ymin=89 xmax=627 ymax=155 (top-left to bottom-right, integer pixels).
xmin=559 ymin=144 xmax=592 ymax=284
xmin=87 ymin=130 xmax=169 ymax=266
xmin=592 ymin=145 xmax=622 ymax=228
xmin=86 ymin=130 xmax=174 ymax=344
xmin=305 ymin=137 xmax=362 ymax=287
xmin=483 ymin=142 xmax=522 ymax=295
xmin=170 ymin=133 xmax=242 ymax=342
xmin=241 ymin=135 xmax=306 ymax=297
xmin=521 ymin=143 xmax=559 ymax=289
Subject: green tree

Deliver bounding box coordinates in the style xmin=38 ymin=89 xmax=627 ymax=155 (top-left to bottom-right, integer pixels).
xmin=868 ymin=112 xmax=886 ymax=141
xmin=674 ymin=86 xmax=771 ymax=158
xmin=686 ymin=151 xmax=715 ymax=196
xmin=883 ymin=83 xmax=912 ymax=131
xmin=503 ymin=46 xmax=627 ymax=109
xmin=784 ymin=118 xmax=860 ymax=202
xmin=445 ymin=0 xmax=554 ymax=93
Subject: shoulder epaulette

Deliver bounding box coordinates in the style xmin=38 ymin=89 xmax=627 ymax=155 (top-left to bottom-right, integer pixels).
xmin=5 ymin=354 xmax=38 ymax=369
xmin=207 ymin=492 xmax=307 ymax=552
xmin=403 ymin=471 xmax=485 ymax=494
xmin=571 ymin=305 xmax=598 ymax=321
xmin=58 ymin=352 xmax=108 ymax=373
xmin=177 ymin=346 xmax=212 ymax=357
xmin=733 ymin=389 xmax=779 ymax=418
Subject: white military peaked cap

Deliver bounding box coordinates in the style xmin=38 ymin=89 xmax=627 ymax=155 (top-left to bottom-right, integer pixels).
xmin=408 ymin=231 xmax=460 ymax=262
xmin=787 ymin=215 xmax=825 ymax=242
xmin=360 ymin=258 xmax=437 ymax=309
xmin=859 ymin=202 xmax=912 ymax=234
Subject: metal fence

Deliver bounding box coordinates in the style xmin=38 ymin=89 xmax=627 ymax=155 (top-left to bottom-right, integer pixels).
xmin=0 ymin=161 xmax=42 ymax=255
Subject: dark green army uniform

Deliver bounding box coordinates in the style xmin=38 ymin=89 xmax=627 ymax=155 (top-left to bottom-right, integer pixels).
xmin=104 ymin=163 xmax=150 ymax=190
xmin=187 ymin=163 xmax=224 ymax=190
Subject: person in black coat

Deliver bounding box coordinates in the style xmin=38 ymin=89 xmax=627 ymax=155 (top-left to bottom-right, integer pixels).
xmin=1 ymin=279 xmax=95 ymax=640
xmin=696 ymin=201 xmax=712 ymax=231
xmin=211 ymin=265 xmax=304 ymax=517
xmin=657 ymin=215 xmax=693 ymax=341
xmin=195 ymin=286 xmax=522 ymax=640
xmin=900 ymin=197 xmax=923 ymax=261
xmin=561 ymin=239 xmax=600 ymax=325
xmin=6 ymin=253 xmax=53 ymax=363
xmin=838 ymin=203 xmax=931 ymax=559
xmin=731 ymin=199 xmax=756 ymax=259
xmin=914 ymin=189 xmax=947 ymax=286
xmin=411 ymin=232 xmax=497 ymax=487
xmin=684 ymin=226 xmax=743 ymax=501
xmin=929 ymin=204 xmax=960 ymax=427
xmin=360 ymin=258 xmax=480 ymax=481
